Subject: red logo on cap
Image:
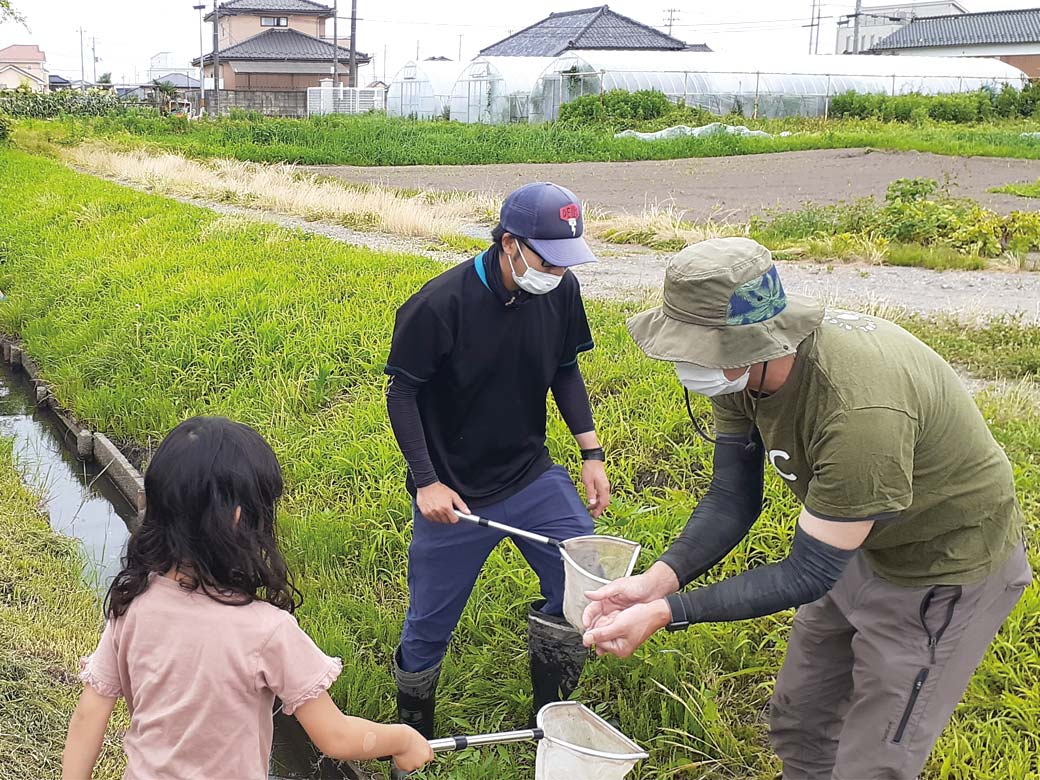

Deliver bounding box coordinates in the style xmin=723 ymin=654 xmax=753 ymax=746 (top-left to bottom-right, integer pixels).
xmin=559 ymin=204 xmax=580 ymax=221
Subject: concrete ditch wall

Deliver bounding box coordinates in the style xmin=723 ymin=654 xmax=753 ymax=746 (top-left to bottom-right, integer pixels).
xmin=1 ymin=337 xmax=145 ymax=523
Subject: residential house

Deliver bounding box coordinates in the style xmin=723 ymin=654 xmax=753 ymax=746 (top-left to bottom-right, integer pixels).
xmin=0 ymin=44 xmax=48 ymax=91
xmin=193 ymin=0 xmax=371 ymax=90
xmin=48 ymin=73 xmax=72 ymax=91
xmin=871 ymin=7 xmax=1040 ymax=77
xmin=835 ymin=2 xmax=968 ymax=54
xmin=123 ymin=72 xmax=202 ymax=103
xmin=478 ymin=5 xmax=710 ymax=57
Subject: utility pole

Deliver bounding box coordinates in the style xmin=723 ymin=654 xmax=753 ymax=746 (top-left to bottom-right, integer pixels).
xmin=91 ymin=36 xmax=97 ymax=83
xmin=383 ymin=43 xmax=387 ymax=82
xmin=808 ymin=0 xmax=817 ymax=54
xmin=814 ymin=1 xmax=823 ymax=53
xmin=348 ymin=0 xmax=357 ymax=88
xmin=663 ymin=8 xmax=679 ymax=36
xmin=852 ymin=0 xmax=863 ymax=54
xmin=332 ymin=0 xmax=338 ymax=86
xmin=194 ymin=4 xmax=206 ymax=114
xmin=457 ymin=34 xmax=462 ymax=62
xmin=78 ymin=27 xmax=85 ymax=89
xmin=211 ymin=0 xmax=220 ymax=115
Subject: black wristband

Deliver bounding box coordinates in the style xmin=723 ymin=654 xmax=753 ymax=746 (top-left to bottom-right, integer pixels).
xmin=664 ymin=593 xmax=690 ymax=632
xmin=580 ymin=446 xmax=605 ymax=462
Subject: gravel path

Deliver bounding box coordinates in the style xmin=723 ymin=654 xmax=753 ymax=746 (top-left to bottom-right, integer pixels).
xmin=304 ymin=148 xmax=1040 ymax=221
xmin=577 ymin=243 xmax=1040 ymax=320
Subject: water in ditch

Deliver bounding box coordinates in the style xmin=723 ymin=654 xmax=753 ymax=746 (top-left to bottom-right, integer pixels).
xmin=0 ymin=360 xmax=364 ymax=780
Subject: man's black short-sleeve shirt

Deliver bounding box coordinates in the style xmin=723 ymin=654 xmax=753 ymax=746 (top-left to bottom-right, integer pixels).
xmin=385 ymin=253 xmax=594 ymax=506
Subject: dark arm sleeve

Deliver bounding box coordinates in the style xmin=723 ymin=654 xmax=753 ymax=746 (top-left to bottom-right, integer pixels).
xmin=386 ymin=374 xmax=438 ymax=489
xmin=656 ymin=431 xmax=765 ymax=588
xmin=551 ymin=363 xmax=595 ymax=436
xmin=560 ymin=275 xmax=594 ymax=368
xmin=666 ymin=525 xmax=856 ymax=626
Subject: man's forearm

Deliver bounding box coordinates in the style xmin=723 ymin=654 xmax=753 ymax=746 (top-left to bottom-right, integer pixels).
xmin=665 ymin=525 xmax=856 ymax=627
xmin=657 ymin=433 xmax=765 ymax=587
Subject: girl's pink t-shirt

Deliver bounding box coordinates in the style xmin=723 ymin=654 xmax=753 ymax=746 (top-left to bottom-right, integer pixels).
xmin=80 ymin=575 xmax=342 ymax=780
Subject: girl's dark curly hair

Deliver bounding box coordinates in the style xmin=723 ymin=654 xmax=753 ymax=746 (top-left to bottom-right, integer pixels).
xmin=105 ymin=416 xmax=301 ymax=618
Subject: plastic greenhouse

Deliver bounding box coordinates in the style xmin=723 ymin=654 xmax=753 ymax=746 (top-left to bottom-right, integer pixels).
xmin=448 ymin=56 xmax=556 ymax=124
xmin=529 ymin=51 xmax=1030 ymax=122
xmin=387 ymin=60 xmax=463 ymax=120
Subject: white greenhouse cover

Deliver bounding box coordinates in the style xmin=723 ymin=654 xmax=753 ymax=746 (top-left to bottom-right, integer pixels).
xmin=448 ymin=56 xmax=556 ymax=124
xmin=387 ymin=60 xmax=463 ymax=120
xmin=531 ymin=50 xmax=1029 ymax=121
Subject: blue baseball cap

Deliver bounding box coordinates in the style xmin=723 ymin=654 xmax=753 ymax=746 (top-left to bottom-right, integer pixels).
xmin=500 ymin=182 xmax=597 ymax=268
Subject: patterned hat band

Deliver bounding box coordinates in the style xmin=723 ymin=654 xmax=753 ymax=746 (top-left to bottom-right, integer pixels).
xmin=664 ymin=265 xmax=789 ymax=327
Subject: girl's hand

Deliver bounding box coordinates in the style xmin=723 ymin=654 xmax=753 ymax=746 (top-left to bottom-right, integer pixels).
xmin=392 ymin=724 xmax=434 ymax=772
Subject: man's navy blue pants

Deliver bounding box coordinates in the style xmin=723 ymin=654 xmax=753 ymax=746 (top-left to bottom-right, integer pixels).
xmin=399 ymin=465 xmax=594 ymax=673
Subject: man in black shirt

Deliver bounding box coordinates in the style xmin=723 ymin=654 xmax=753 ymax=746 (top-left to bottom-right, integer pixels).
xmin=385 ymin=182 xmax=610 ymax=741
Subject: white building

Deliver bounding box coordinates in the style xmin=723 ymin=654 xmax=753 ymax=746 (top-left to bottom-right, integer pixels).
xmin=835 ymin=2 xmax=968 ymax=54
xmin=147 ymin=52 xmax=193 ymax=82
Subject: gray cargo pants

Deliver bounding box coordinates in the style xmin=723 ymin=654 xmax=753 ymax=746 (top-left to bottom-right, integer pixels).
xmin=769 ymin=543 xmax=1031 ymax=780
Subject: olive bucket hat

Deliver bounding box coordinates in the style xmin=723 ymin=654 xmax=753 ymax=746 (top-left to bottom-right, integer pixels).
xmin=626 ymin=237 xmax=824 ymax=369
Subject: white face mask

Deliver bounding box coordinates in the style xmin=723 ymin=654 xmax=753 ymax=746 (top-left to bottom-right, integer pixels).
xmin=512 ymin=243 xmax=563 ymax=295
xmin=675 ymin=362 xmax=751 ymax=397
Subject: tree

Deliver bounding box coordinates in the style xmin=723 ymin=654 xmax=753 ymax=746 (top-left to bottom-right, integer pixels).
xmin=98 ymin=72 xmax=112 ymax=85
xmin=151 ymin=79 xmax=178 ymax=114
xmin=0 ymin=1 xmax=27 ymax=27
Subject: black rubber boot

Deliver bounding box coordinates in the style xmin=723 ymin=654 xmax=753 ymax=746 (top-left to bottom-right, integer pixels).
xmin=527 ymin=600 xmax=589 ymax=727
xmin=391 ymin=646 xmax=441 ymax=779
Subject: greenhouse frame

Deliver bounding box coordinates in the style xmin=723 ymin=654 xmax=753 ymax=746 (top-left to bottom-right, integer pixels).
xmin=447 ymin=56 xmax=556 ymax=124
xmin=386 ymin=60 xmax=463 ymax=120
xmin=529 ymin=51 xmax=1030 ymax=122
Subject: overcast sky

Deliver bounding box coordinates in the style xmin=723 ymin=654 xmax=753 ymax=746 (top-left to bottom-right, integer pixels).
xmin=3 ymin=0 xmax=1036 ymax=84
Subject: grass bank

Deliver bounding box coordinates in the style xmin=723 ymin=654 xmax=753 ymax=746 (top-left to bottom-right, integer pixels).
xmin=17 ymin=113 xmax=1040 ymax=167
xmin=0 ymin=146 xmax=1037 ymax=779
xmin=0 ymin=437 xmax=127 ymax=779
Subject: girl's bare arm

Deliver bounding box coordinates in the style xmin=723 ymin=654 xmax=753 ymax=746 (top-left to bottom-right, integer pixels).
xmin=62 ymin=686 xmax=118 ymax=780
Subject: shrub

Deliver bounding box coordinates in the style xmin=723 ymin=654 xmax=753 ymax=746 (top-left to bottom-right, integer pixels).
xmin=559 ymin=89 xmax=674 ymax=127
xmin=0 ymin=113 xmax=11 ymax=142
xmin=829 ymin=85 xmax=1039 ymax=123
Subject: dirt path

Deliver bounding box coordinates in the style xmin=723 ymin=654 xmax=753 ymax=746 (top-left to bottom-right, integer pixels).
xmin=304 ymin=148 xmax=1040 ymax=221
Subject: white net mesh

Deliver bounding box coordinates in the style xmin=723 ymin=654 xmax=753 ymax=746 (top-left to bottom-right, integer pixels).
xmin=535 ymin=702 xmax=647 ymax=780
xmin=560 ymin=536 xmax=641 ymax=631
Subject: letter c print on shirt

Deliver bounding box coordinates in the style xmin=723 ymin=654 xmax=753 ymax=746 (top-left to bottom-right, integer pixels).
xmin=769 ymin=449 xmax=798 ymax=482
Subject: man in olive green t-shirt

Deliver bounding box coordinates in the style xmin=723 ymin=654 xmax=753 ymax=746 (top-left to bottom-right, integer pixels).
xmin=582 ymin=238 xmax=1031 ymax=780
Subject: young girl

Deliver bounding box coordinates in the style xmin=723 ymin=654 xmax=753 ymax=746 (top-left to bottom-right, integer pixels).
xmin=62 ymin=416 xmax=432 ymax=779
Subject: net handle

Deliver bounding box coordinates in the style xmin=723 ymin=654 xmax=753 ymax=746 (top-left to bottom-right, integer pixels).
xmin=379 ymin=728 xmax=544 ymax=761
xmin=428 ymin=727 xmax=545 ymax=753
xmin=453 ymin=510 xmax=562 ymax=548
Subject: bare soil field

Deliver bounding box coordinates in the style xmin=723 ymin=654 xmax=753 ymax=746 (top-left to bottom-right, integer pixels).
xmin=305 ymin=148 xmax=1040 ymax=221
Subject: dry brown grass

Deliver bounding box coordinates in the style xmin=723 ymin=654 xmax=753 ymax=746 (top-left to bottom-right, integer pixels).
xmin=65 ymin=144 xmax=497 ymax=240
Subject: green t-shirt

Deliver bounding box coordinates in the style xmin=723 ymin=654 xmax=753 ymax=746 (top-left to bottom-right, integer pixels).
xmin=712 ymin=310 xmax=1023 ymax=587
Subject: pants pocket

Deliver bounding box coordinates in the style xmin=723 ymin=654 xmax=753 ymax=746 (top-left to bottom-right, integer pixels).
xmin=892 ymin=667 xmax=929 ymax=744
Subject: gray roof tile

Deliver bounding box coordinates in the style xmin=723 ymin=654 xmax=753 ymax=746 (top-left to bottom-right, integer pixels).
xmin=194 ymin=27 xmax=369 ymax=63
xmin=205 ymin=0 xmax=332 ymax=21
xmin=873 ymin=7 xmax=1040 ymax=49
xmin=479 ymin=6 xmax=697 ymax=57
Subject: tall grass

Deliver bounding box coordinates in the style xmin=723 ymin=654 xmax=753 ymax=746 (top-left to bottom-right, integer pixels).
xmin=0 ymin=437 xmax=128 ymax=779
xmin=0 ymin=147 xmax=1036 ymax=779
xmin=18 ymin=113 xmax=1040 ymax=167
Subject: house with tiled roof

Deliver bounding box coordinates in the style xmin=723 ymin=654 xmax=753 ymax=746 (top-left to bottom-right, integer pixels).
xmin=478 ymin=6 xmax=709 ymax=57
xmin=0 ymin=44 xmax=48 ymax=92
xmin=871 ymin=7 xmax=1040 ymax=77
xmin=192 ymin=0 xmax=370 ymax=90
